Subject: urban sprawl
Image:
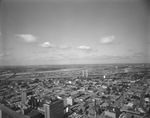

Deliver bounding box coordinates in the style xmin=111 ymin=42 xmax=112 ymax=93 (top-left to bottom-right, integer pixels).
xmin=0 ymin=64 xmax=150 ymax=118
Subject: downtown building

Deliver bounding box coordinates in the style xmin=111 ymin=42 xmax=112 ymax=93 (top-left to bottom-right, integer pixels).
xmin=82 ymin=70 xmax=88 ymax=78
xmin=44 ymin=99 xmax=64 ymax=118
xmin=21 ymin=88 xmax=27 ymax=104
xmin=0 ymin=103 xmax=30 ymax=118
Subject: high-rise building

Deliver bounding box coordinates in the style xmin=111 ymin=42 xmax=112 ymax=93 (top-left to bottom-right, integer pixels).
xmin=29 ymin=96 xmax=38 ymax=108
xmin=44 ymin=104 xmax=50 ymax=118
xmin=82 ymin=70 xmax=85 ymax=77
xmin=82 ymin=70 xmax=88 ymax=78
xmin=21 ymin=88 xmax=27 ymax=104
xmin=44 ymin=99 xmax=64 ymax=118
xmin=0 ymin=109 xmax=2 ymax=118
xmin=85 ymin=70 xmax=88 ymax=78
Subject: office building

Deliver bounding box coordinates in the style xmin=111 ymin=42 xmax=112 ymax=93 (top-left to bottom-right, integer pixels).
xmin=21 ymin=88 xmax=27 ymax=104
xmin=82 ymin=70 xmax=85 ymax=77
xmin=44 ymin=99 xmax=64 ymax=118
xmin=85 ymin=70 xmax=88 ymax=77
xmin=0 ymin=109 xmax=1 ymax=118
xmin=44 ymin=104 xmax=50 ymax=118
xmin=82 ymin=70 xmax=88 ymax=78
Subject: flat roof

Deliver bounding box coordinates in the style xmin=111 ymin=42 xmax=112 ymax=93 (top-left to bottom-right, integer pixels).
xmin=0 ymin=104 xmax=30 ymax=118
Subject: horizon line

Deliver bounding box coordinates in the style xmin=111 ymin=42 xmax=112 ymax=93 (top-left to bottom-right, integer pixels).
xmin=0 ymin=62 xmax=149 ymax=67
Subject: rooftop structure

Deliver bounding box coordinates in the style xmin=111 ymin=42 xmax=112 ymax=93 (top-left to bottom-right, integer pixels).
xmin=0 ymin=103 xmax=29 ymax=118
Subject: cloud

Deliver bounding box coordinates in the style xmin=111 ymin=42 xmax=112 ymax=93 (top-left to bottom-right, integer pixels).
xmin=58 ymin=45 xmax=71 ymax=49
xmin=133 ymin=52 xmax=145 ymax=57
xmin=0 ymin=52 xmax=10 ymax=57
xmin=40 ymin=42 xmax=55 ymax=48
xmin=58 ymin=53 xmax=87 ymax=59
xmin=16 ymin=34 xmax=37 ymax=43
xmin=78 ymin=45 xmax=91 ymax=50
xmin=89 ymin=54 xmax=130 ymax=60
xmin=0 ymin=53 xmax=4 ymax=57
xmin=100 ymin=36 xmax=115 ymax=44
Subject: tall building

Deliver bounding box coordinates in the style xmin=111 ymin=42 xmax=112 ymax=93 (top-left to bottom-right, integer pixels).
xmin=44 ymin=104 xmax=50 ymax=118
xmin=0 ymin=109 xmax=2 ymax=118
xmin=85 ymin=70 xmax=88 ymax=78
xmin=44 ymin=99 xmax=64 ymax=118
xmin=82 ymin=70 xmax=88 ymax=78
xmin=82 ymin=70 xmax=85 ymax=77
xmin=29 ymin=96 xmax=38 ymax=108
xmin=21 ymin=88 xmax=27 ymax=104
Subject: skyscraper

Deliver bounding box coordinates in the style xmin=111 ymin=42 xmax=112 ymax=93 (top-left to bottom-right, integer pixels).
xmin=0 ymin=109 xmax=2 ymax=118
xmin=85 ymin=70 xmax=88 ymax=78
xmin=82 ymin=70 xmax=85 ymax=77
xmin=44 ymin=104 xmax=50 ymax=118
xmin=44 ymin=99 xmax=64 ymax=118
xmin=21 ymin=88 xmax=27 ymax=104
xmin=82 ymin=70 xmax=88 ymax=78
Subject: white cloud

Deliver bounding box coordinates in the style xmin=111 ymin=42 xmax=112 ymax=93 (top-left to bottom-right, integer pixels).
xmin=58 ymin=45 xmax=70 ymax=49
xmin=16 ymin=34 xmax=37 ymax=42
xmin=40 ymin=42 xmax=55 ymax=48
xmin=0 ymin=52 xmax=10 ymax=57
xmin=78 ymin=45 xmax=91 ymax=50
xmin=0 ymin=53 xmax=4 ymax=57
xmin=100 ymin=36 xmax=115 ymax=44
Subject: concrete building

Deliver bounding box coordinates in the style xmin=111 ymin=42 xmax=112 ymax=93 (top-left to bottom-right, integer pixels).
xmin=104 ymin=106 xmax=121 ymax=118
xmin=66 ymin=97 xmax=74 ymax=106
xmin=21 ymin=88 xmax=27 ymax=104
xmin=0 ymin=103 xmax=30 ymax=118
xmin=82 ymin=70 xmax=88 ymax=78
xmin=85 ymin=70 xmax=88 ymax=78
xmin=44 ymin=104 xmax=50 ymax=118
xmin=0 ymin=109 xmax=2 ymax=118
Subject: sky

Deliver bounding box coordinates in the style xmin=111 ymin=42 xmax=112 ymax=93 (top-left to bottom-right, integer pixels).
xmin=0 ymin=0 xmax=150 ymax=66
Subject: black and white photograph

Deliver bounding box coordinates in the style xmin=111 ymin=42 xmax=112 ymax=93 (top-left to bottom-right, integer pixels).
xmin=0 ymin=0 xmax=150 ymax=118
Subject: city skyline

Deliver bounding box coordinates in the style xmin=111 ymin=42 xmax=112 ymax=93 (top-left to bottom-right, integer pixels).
xmin=0 ymin=0 xmax=150 ymax=66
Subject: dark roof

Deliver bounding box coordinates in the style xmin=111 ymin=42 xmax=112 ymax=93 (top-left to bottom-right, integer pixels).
xmin=0 ymin=103 xmax=30 ymax=118
xmin=28 ymin=110 xmax=44 ymax=118
xmin=28 ymin=110 xmax=42 ymax=117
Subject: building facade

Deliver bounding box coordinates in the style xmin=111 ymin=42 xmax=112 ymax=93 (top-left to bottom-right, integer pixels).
xmin=44 ymin=100 xmax=64 ymax=118
xmin=21 ymin=88 xmax=27 ymax=104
